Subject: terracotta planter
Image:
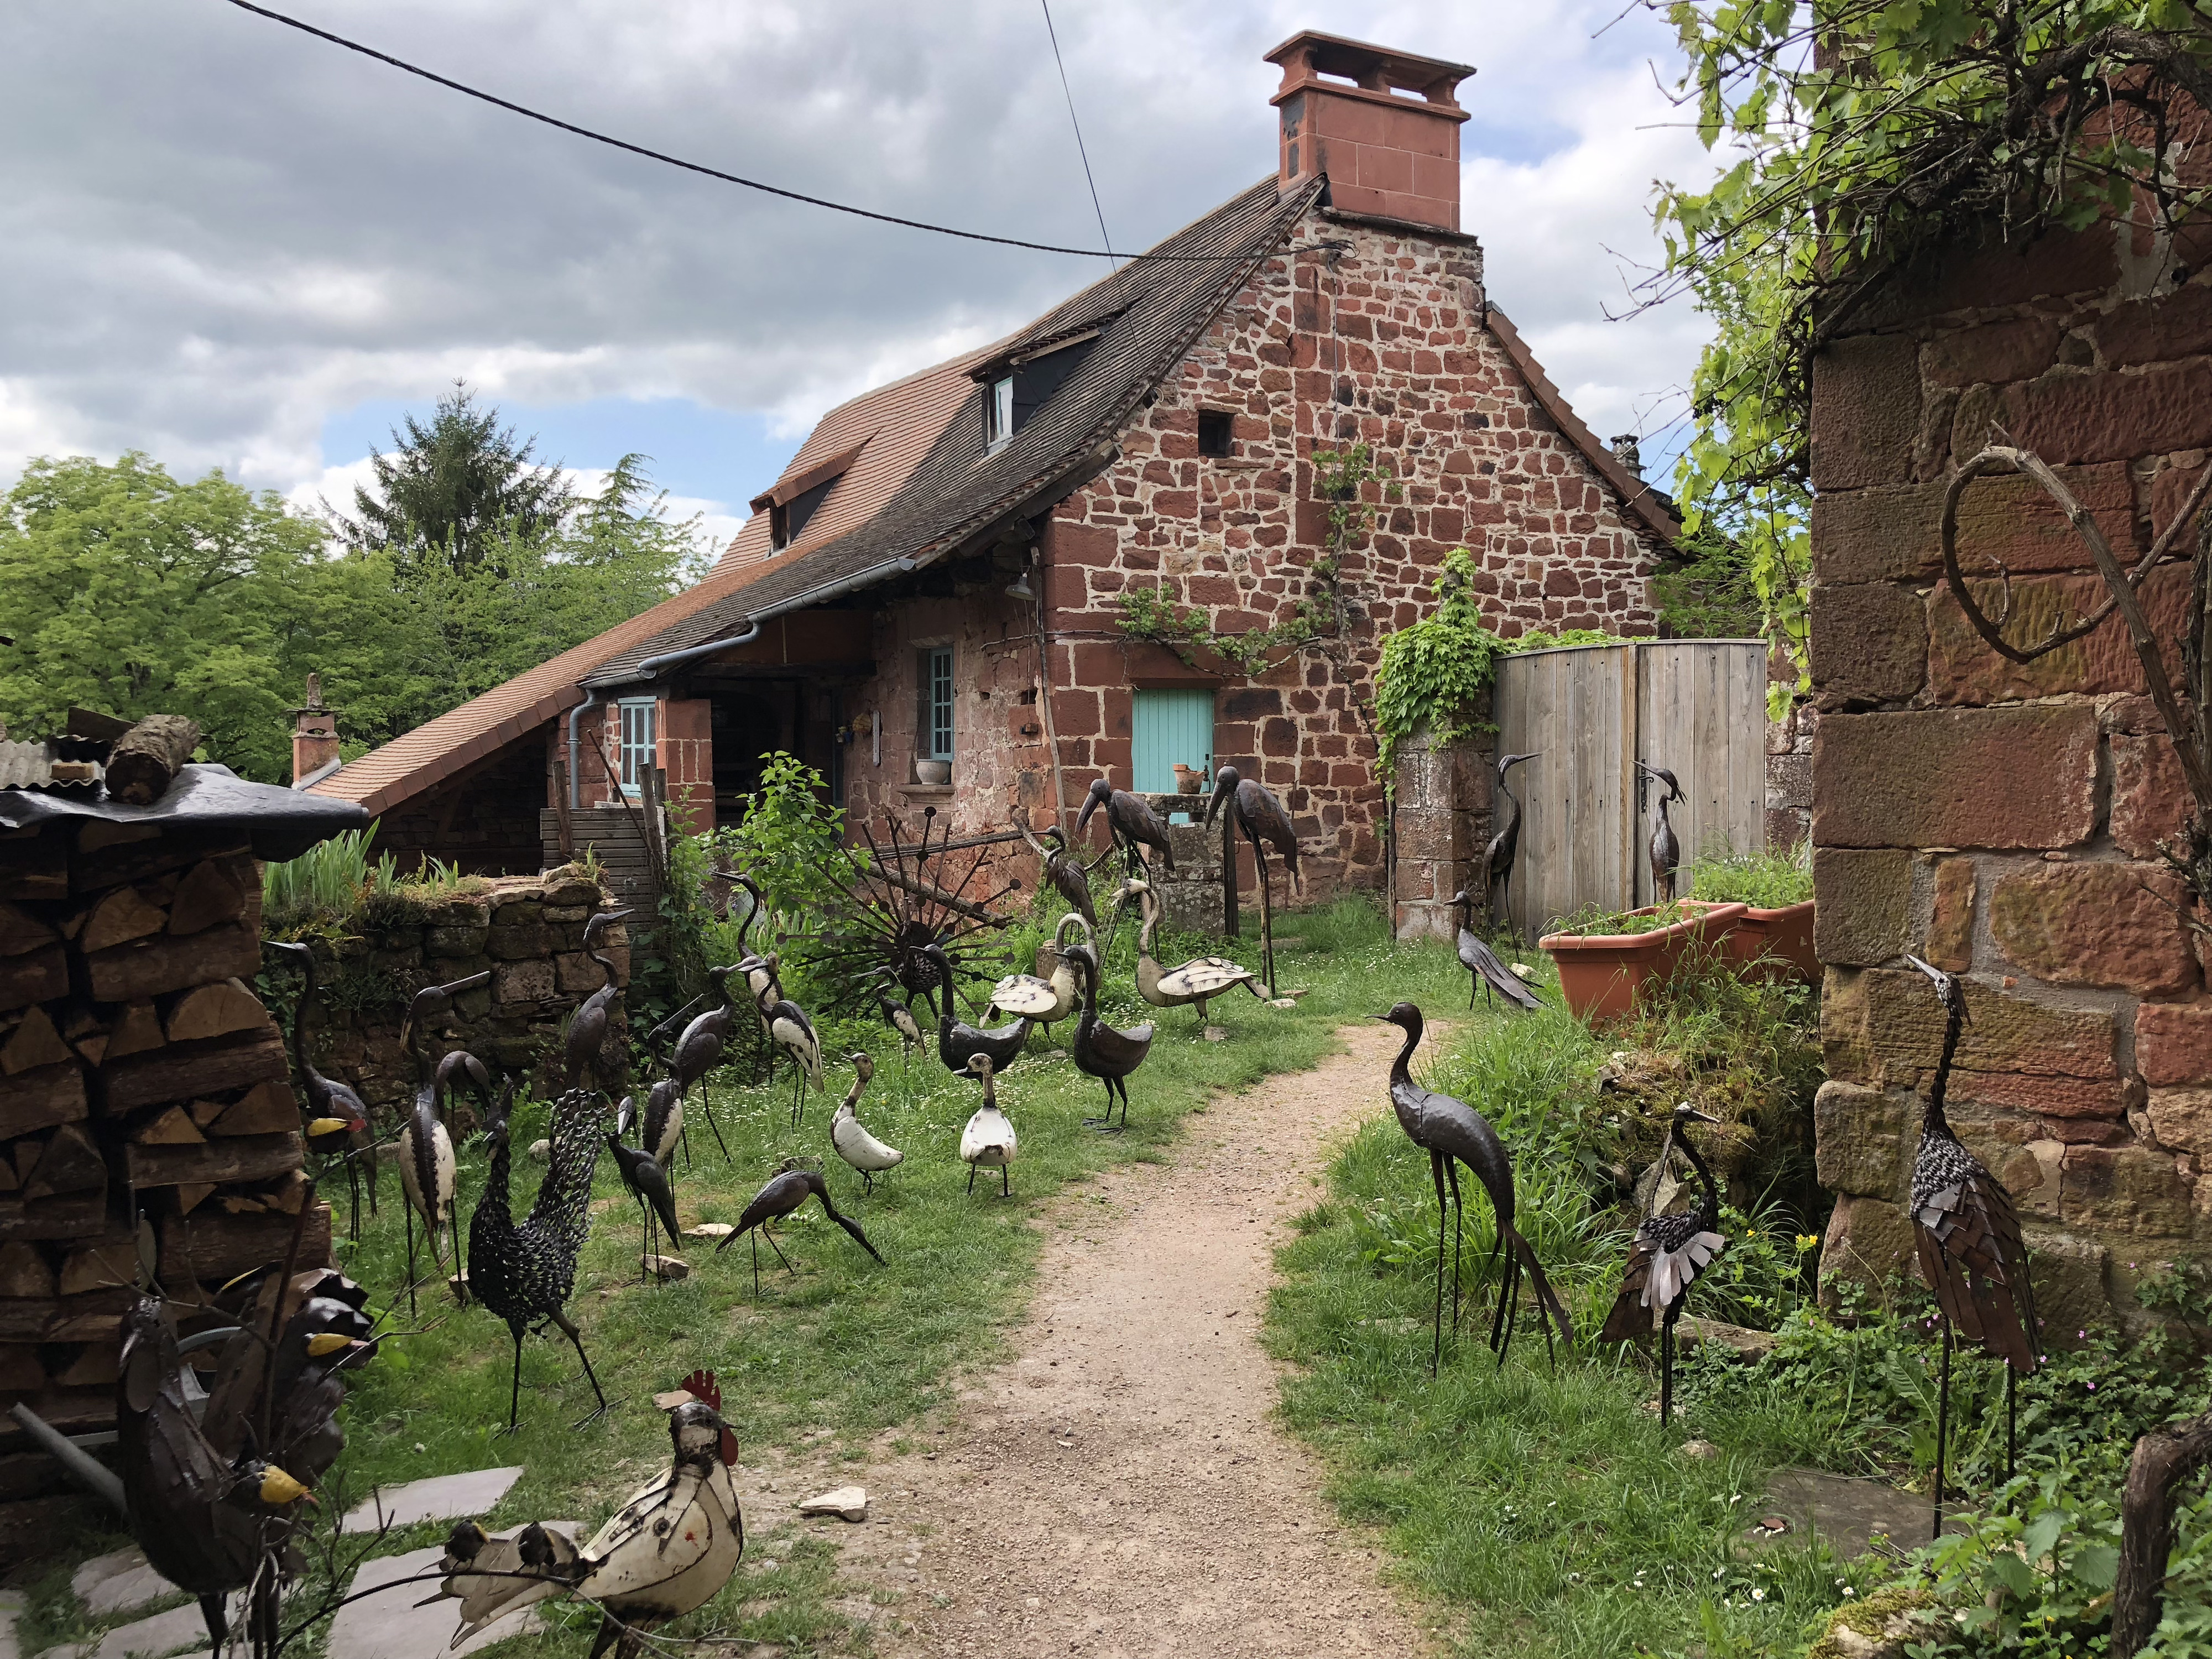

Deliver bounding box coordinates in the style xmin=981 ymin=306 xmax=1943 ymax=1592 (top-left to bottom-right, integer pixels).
xmin=1685 ymin=897 xmax=1818 ymax=983
xmin=1540 ymin=901 xmax=1749 ymax=1022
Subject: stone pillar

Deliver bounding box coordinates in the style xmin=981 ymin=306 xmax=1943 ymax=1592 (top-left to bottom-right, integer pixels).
xmin=1391 ymin=713 xmax=1492 ymax=943
xmin=658 ymin=697 xmax=715 ymax=834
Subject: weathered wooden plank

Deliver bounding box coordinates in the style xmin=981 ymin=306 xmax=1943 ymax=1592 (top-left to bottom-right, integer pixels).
xmin=127 ymin=1131 xmax=302 ymax=1191
xmin=159 ymin=1201 xmax=332 ymax=1285
xmin=101 ymin=1029 xmax=288 ymax=1114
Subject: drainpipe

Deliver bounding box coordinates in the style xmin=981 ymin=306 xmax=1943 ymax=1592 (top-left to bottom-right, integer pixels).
xmin=567 ymin=688 xmax=611 ymax=813
xmin=634 ymin=618 xmax=763 ymax=680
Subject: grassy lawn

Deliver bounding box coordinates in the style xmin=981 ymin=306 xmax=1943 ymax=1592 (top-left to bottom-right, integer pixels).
xmin=15 ymin=896 xmax=1465 ymax=1657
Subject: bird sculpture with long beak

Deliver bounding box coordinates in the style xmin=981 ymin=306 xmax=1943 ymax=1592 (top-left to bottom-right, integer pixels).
xmin=399 ymin=1048 xmax=485 ymax=1313
xmin=876 ymin=986 xmax=926 ymax=1069
xmin=1077 ymin=776 xmax=1175 ymax=876
xmin=1016 ymin=820 xmax=1098 ymax=930
xmin=764 ymin=993 xmax=825 ymax=1125
xmin=437 ymin=1383 xmax=742 ymax=1658
xmin=1637 ymin=763 xmax=1685 ymax=904
xmin=715 ymin=1164 xmax=885 ymax=1298
xmin=637 ymin=1074 xmax=686 ymax=1169
xmin=1903 ymin=953 xmax=2039 ymax=1538
xmin=1204 ymin=764 xmax=1300 ymax=992
xmin=669 ymin=964 xmax=739 ymax=1161
xmin=1447 ymin=889 xmax=1542 ymax=1011
xmin=1379 ymin=1003 xmax=1574 ymax=1375
xmin=1485 ymin=751 xmax=1540 ymax=937
xmin=924 ymin=943 xmax=1033 ymax=1077
xmin=959 ymin=1053 xmax=1019 ymax=1196
xmin=1599 ymin=1102 xmax=1726 ymax=1426
xmin=1064 ymin=941 xmax=1153 ymax=1133
xmin=1124 ymin=878 xmax=1263 ymax=1022
xmin=606 ymin=1131 xmax=682 ymax=1283
xmin=268 ymin=940 xmax=375 ymax=1241
xmin=830 ymin=1052 xmax=903 ymax=1193
xmin=561 ymin=909 xmax=635 ymax=1095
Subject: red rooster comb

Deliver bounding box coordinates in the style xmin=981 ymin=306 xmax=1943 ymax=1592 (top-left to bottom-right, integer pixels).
xmin=680 ymin=1370 xmax=739 ymax=1465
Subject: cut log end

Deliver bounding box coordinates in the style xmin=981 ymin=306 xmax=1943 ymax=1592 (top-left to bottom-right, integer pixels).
xmin=104 ymin=715 xmax=201 ymax=807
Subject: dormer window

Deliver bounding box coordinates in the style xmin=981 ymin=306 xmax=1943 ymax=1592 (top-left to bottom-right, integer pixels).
xmin=984 ymin=375 xmax=1015 ymax=452
xmin=770 ymin=473 xmax=837 ymax=550
xmin=975 ymin=325 xmax=1105 ymax=456
xmin=750 ymin=434 xmax=871 ymax=555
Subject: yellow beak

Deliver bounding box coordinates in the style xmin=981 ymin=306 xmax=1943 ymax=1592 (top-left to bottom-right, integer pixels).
xmin=307 ymin=1117 xmax=349 ymax=1137
xmin=259 ymin=1465 xmax=315 ymax=1506
xmin=305 ymin=1333 xmax=352 ymax=1358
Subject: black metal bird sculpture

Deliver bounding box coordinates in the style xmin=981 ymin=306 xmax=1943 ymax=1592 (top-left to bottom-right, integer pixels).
xmin=561 ymin=909 xmax=635 ymax=1095
xmin=1205 ymin=764 xmax=1299 ymax=993
xmin=1599 ymin=1102 xmax=1726 ymax=1426
xmin=468 ymin=1082 xmax=612 ymax=1430
xmin=636 ymin=1074 xmax=686 ymax=1168
xmin=714 ymin=1164 xmax=885 ymax=1298
xmin=1903 ymin=954 xmax=2040 ymax=1539
xmin=606 ymin=1131 xmax=682 ymax=1283
xmin=1064 ymin=941 xmax=1154 ymax=1134
xmin=1379 ymin=1003 xmax=1575 ymax=1375
xmin=268 ymin=940 xmax=375 ymax=1241
xmin=764 ymin=993 xmax=825 ymax=1125
xmin=876 ymin=987 xmax=927 ymax=1068
xmin=1448 ymin=889 xmax=1542 ymax=1011
xmin=923 ymin=942 xmax=1033 ymax=1077
xmin=399 ymin=968 xmax=493 ymax=1060
xmin=1637 ymin=763 xmax=1685 ymax=904
xmin=669 ymin=964 xmax=739 ymax=1161
xmin=398 ymin=1048 xmax=484 ymax=1313
xmin=1485 ymin=751 xmax=1540 ymax=937
xmin=1077 ymin=776 xmax=1175 ymax=875
xmin=1018 ymin=820 xmax=1099 ymax=930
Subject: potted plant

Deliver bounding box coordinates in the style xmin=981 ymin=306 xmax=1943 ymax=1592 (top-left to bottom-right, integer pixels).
xmin=1681 ymin=847 xmax=1816 ymax=983
xmin=1540 ymin=900 xmax=1750 ymax=1021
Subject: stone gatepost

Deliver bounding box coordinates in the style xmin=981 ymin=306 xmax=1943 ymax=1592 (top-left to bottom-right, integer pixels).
xmin=1391 ymin=712 xmax=1494 ymax=943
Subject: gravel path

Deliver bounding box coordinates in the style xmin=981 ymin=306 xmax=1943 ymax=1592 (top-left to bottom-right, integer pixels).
xmin=834 ymin=1021 xmax=1434 ymax=1658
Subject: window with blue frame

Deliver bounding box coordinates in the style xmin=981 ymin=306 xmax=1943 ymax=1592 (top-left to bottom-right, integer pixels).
xmin=618 ymin=698 xmax=656 ymax=795
xmin=918 ymin=647 xmax=953 ymax=761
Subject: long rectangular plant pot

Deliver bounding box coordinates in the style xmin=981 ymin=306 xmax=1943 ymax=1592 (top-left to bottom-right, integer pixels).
xmin=1539 ymin=901 xmax=1749 ymax=1022
xmin=1683 ymin=897 xmax=1817 ymax=984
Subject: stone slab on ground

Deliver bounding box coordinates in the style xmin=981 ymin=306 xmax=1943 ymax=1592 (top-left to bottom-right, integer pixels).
xmin=59 ymin=1600 xmax=216 ymax=1659
xmin=70 ymin=1550 xmax=183 ymax=1621
xmin=797 ymin=1486 xmax=868 ymax=1522
xmin=1764 ymin=1468 xmax=1968 ymax=1557
xmin=340 ymin=1465 xmax=525 ymax=1535
xmin=327 ymin=1543 xmax=545 ymax=1658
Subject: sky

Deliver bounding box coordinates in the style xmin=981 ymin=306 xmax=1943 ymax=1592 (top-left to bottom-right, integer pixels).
xmin=0 ymin=1 xmax=1721 ymax=560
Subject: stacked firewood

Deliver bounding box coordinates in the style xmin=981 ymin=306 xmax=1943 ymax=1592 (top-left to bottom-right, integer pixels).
xmin=1 ymin=817 xmax=328 ymax=1439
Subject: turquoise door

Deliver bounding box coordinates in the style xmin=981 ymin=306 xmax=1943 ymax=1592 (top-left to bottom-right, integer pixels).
xmin=1132 ymin=688 xmax=1214 ymax=823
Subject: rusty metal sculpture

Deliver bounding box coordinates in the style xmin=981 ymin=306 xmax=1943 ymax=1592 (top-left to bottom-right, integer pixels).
xmin=1204 ymin=765 xmax=1298 ymax=994
xmin=1638 ymin=762 xmax=1684 ymax=904
xmin=1485 ymin=751 xmax=1540 ymax=940
xmin=268 ymin=940 xmax=376 ymax=1241
xmin=1598 ymin=1102 xmax=1726 ymax=1426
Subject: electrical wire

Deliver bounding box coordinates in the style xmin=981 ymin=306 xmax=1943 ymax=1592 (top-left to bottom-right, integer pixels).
xmin=1039 ymin=0 xmax=1114 ymax=268
xmin=216 ymin=0 xmax=1234 ymax=262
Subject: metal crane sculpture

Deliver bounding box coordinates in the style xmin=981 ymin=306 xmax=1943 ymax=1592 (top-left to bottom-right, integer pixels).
xmin=960 ymin=1053 xmax=1018 ymax=1196
xmin=1448 ymin=889 xmax=1542 ymax=1011
xmin=561 ymin=909 xmax=635 ymax=1095
xmin=1638 ymin=762 xmax=1685 ymax=904
xmin=1903 ymin=954 xmax=2040 ymax=1540
xmin=1077 ymin=777 xmax=1175 ymax=876
xmin=605 ymin=1131 xmax=681 ymax=1283
xmin=399 ymin=1048 xmax=485 ymax=1313
xmin=468 ymin=1082 xmax=612 ymax=1430
xmin=668 ymin=964 xmax=739 ymax=1162
xmin=399 ymin=968 xmax=493 ymax=1061
xmin=764 ymin=992 xmax=825 ymax=1126
xmin=715 ymin=1163 xmax=885 ymax=1298
xmin=1123 ymin=878 xmax=1264 ymax=1022
xmin=924 ymin=942 xmax=1033 ymax=1077
xmin=1485 ymin=752 xmax=1540 ymax=938
xmin=875 ymin=987 xmax=926 ymax=1069
xmin=634 ymin=1074 xmax=686 ymax=1169
xmin=1204 ymin=765 xmax=1299 ymax=993
xmin=1064 ymin=941 xmax=1154 ymax=1134
xmin=268 ymin=940 xmax=375 ymax=1241
xmin=1379 ymin=1003 xmax=1574 ymax=1375
xmin=1017 ymin=820 xmax=1098 ymax=931
xmin=436 ymin=1384 xmax=742 ymax=1659
xmin=830 ymin=1052 xmax=904 ymax=1193
xmin=1598 ymin=1102 xmax=1726 ymax=1426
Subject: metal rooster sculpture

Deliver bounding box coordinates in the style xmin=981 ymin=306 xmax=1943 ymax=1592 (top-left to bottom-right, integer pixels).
xmin=1485 ymin=751 xmax=1539 ymax=937
xmin=1077 ymin=777 xmax=1175 ymax=876
xmin=1904 ymin=954 xmax=2040 ymax=1538
xmin=1448 ymin=888 xmax=1542 ymax=1011
xmin=1379 ymin=1003 xmax=1574 ymax=1375
xmin=1598 ymin=1102 xmax=1726 ymax=1426
xmin=1638 ymin=762 xmax=1684 ymax=904
xmin=468 ymin=1082 xmax=612 ymax=1430
xmin=268 ymin=940 xmax=375 ymax=1240
xmin=1204 ymin=764 xmax=1299 ymax=993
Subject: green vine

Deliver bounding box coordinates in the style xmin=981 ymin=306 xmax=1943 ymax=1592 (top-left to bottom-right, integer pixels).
xmin=1372 ymin=549 xmax=1503 ymax=785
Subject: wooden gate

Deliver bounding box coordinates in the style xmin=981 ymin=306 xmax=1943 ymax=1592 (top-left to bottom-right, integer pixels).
xmin=1491 ymin=640 xmax=1767 ymax=940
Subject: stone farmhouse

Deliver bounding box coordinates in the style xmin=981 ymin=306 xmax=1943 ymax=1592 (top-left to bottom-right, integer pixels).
xmin=310 ymin=29 xmax=1681 ymax=899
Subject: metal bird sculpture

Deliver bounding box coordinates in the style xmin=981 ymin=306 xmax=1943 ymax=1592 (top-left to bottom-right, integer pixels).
xmin=1379 ymin=1003 xmax=1574 ymax=1375
xmin=436 ymin=1389 xmax=742 ymax=1659
xmin=399 ymin=1049 xmax=484 ymax=1313
xmin=830 ymin=1052 xmax=903 ymax=1193
xmin=268 ymin=940 xmax=375 ymax=1241
xmin=467 ymin=1082 xmax=612 ymax=1430
xmin=669 ymin=964 xmax=739 ymax=1161
xmin=1018 ymin=821 xmax=1098 ymax=930
xmin=605 ymin=1131 xmax=682 ymax=1283
xmin=561 ymin=909 xmax=635 ymax=1095
xmin=1077 ymin=776 xmax=1175 ymax=875
xmin=1064 ymin=941 xmax=1154 ymax=1134
xmin=1485 ymin=751 xmax=1540 ymax=937
xmin=959 ymin=1053 xmax=1018 ymax=1197
xmin=400 ymin=968 xmax=493 ymax=1060
xmin=876 ymin=987 xmax=926 ymax=1068
xmin=1447 ymin=889 xmax=1542 ymax=1011
xmin=1123 ymin=878 xmax=1263 ymax=1022
xmin=924 ymin=942 xmax=1033 ymax=1077
xmin=984 ymin=936 xmax=1078 ymax=1029
xmin=714 ymin=1164 xmax=885 ymax=1298
xmin=635 ymin=1074 xmax=686 ymax=1168
xmin=1205 ymin=764 xmax=1300 ymax=993
xmin=1598 ymin=1102 xmax=1726 ymax=1426
xmin=1637 ymin=763 xmax=1684 ymax=904
xmin=1903 ymin=954 xmax=2040 ymax=1538
xmin=764 ymin=993 xmax=825 ymax=1125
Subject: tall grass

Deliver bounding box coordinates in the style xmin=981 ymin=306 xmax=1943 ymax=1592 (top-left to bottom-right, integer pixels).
xmin=262 ymin=818 xmax=378 ymax=925
xmin=1687 ymin=841 xmax=1813 ymax=909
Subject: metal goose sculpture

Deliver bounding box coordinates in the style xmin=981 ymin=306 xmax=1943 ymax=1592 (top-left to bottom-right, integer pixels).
xmin=830 ymin=1051 xmax=904 ymax=1193
xmin=715 ymin=1164 xmax=885 ymax=1298
xmin=1598 ymin=1102 xmax=1726 ymax=1426
xmin=1124 ymin=878 xmax=1263 ymax=1022
xmin=1077 ymin=776 xmax=1175 ymax=875
xmin=1485 ymin=751 xmax=1540 ymax=935
xmin=1638 ymin=763 xmax=1685 ymax=904
xmin=959 ymin=1052 xmax=1018 ymax=1196
xmin=924 ymin=942 xmax=1034 ymax=1077
xmin=561 ymin=909 xmax=635 ymax=1095
xmin=1903 ymin=954 xmax=2040 ymax=1539
xmin=1204 ymin=764 xmax=1299 ymax=993
xmin=268 ymin=940 xmax=375 ymax=1240
xmin=1447 ymin=888 xmax=1542 ymax=1011
xmin=1379 ymin=1002 xmax=1575 ymax=1375
xmin=1064 ymin=940 xmax=1154 ymax=1134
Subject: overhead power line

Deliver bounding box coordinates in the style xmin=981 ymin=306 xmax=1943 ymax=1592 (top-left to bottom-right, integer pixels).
xmin=217 ymin=0 xmax=1227 ymax=262
xmin=1039 ymin=0 xmax=1115 ymax=268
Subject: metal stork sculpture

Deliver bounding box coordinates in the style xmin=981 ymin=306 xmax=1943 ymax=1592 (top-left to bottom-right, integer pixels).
xmin=1204 ymin=765 xmax=1300 ymax=995
xmin=1486 ymin=751 xmax=1540 ymax=942
xmin=1638 ymin=762 xmax=1685 ymax=904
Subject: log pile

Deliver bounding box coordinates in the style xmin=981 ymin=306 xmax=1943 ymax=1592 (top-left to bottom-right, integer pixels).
xmin=0 ymin=816 xmax=329 ymax=1445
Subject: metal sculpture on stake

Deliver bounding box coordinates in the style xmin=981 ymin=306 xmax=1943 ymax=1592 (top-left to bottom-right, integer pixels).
xmin=1204 ymin=765 xmax=1298 ymax=995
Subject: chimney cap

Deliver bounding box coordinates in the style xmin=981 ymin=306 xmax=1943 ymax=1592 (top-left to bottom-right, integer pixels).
xmin=1264 ymin=30 xmax=1475 ymax=114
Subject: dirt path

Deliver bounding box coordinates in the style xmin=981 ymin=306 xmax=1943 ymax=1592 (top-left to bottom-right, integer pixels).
xmin=831 ymin=1021 xmax=1434 ymax=1658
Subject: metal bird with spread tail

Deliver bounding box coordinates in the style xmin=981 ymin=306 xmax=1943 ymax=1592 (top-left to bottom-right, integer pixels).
xmin=1018 ymin=820 xmax=1098 ymax=930
xmin=1599 ymin=1103 xmax=1726 ymax=1426
xmin=561 ymin=910 xmax=635 ymax=1095
xmin=1485 ymin=752 xmax=1539 ymax=936
xmin=960 ymin=1053 xmax=1018 ymax=1196
xmin=1077 ymin=777 xmax=1175 ymax=875
xmin=1448 ymin=889 xmax=1542 ymax=1011
xmin=268 ymin=940 xmax=375 ymax=1240
xmin=924 ymin=943 xmax=1032 ymax=1077
xmin=830 ymin=1052 xmax=903 ymax=1193
xmin=715 ymin=1164 xmax=884 ymax=1297
xmin=1205 ymin=764 xmax=1299 ymax=992
xmin=984 ymin=927 xmax=1082 ymax=1030
xmin=1903 ymin=954 xmax=2040 ymax=1538
xmin=1638 ymin=763 xmax=1684 ymax=904
xmin=468 ymin=1083 xmax=611 ymax=1430
xmin=1379 ymin=1003 xmax=1574 ymax=1375
xmin=1064 ymin=941 xmax=1153 ymax=1134
xmin=606 ymin=1132 xmax=682 ymax=1282
xmin=1123 ymin=878 xmax=1262 ymax=1022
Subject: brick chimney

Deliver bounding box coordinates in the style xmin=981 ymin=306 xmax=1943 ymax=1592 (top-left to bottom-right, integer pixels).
xmin=290 ymin=672 xmax=340 ymax=786
xmin=1265 ymin=30 xmax=1474 ymax=233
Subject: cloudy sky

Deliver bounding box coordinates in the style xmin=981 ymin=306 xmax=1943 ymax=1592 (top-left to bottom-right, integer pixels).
xmin=0 ymin=1 xmax=1720 ymax=556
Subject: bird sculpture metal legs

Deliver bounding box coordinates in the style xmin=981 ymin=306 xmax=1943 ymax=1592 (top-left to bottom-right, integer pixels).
xmin=497 ymin=1313 xmax=611 ymax=1434
xmin=1252 ymin=842 xmax=1279 ymax=999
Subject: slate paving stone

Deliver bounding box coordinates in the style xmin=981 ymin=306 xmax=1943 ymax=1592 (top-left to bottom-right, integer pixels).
xmin=1762 ymin=1468 xmax=1969 ymax=1557
xmin=69 ymin=1550 xmax=176 ymax=1621
xmin=340 ymin=1465 xmax=525 ymax=1535
xmin=59 ymin=1600 xmax=225 ymax=1659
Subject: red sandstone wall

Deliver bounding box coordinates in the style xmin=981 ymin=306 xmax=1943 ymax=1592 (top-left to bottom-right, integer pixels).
xmin=1809 ymin=220 xmax=2212 ymax=1328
